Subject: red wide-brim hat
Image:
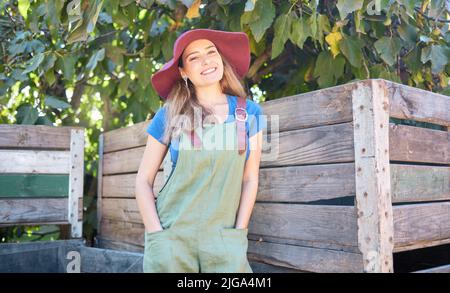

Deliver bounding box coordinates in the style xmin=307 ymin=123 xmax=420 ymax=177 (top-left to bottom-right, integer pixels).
xmin=151 ymin=29 xmax=250 ymax=100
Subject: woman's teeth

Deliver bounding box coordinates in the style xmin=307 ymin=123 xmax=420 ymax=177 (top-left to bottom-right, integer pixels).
xmin=202 ymin=68 xmax=216 ymax=75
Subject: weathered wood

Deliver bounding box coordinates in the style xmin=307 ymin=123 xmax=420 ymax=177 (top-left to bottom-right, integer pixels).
xmin=257 ymin=163 xmax=355 ymax=203
xmin=413 ymin=264 xmax=450 ymax=273
xmin=103 ymin=120 xmax=148 ymax=153
xmin=0 ymin=174 xmax=69 ymax=198
xmin=79 ymin=246 xmax=143 ymax=273
xmin=393 ymin=238 xmax=450 ymax=253
xmin=249 ymin=260 xmax=306 ymax=273
xmin=386 ymin=79 xmax=450 ymax=127
xmin=0 ymin=124 xmax=82 ymax=149
xmin=99 ymin=218 xmax=145 ymax=248
xmin=352 ymin=79 xmax=394 ymax=272
xmin=97 ymin=134 xmax=104 ymax=235
xmin=68 ymin=129 xmax=84 ymax=238
xmin=393 ymin=202 xmax=450 ymax=249
xmin=96 ymin=236 xmax=144 ymax=253
xmin=0 ymin=150 xmax=71 ymax=173
xmin=102 ymin=146 xmax=165 ymax=175
xmin=102 ymin=198 xmax=141 ymax=224
xmin=391 ymin=164 xmax=450 ymax=203
xmin=389 ymin=124 xmax=449 ymax=164
xmin=0 ymin=198 xmax=68 ymax=224
xmin=249 ymin=203 xmax=358 ymax=247
xmin=247 ymin=240 xmax=364 ymax=273
xmin=261 ymin=81 xmax=354 ymax=133
xmin=260 ymin=122 xmax=355 ymax=167
xmin=101 ymin=172 xmax=165 ymax=198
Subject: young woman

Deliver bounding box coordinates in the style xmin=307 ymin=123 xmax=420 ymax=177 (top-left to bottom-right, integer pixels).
xmin=135 ymin=29 xmax=266 ymax=273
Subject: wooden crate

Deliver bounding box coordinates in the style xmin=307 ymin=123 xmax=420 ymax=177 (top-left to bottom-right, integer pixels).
xmin=0 ymin=125 xmax=85 ymax=238
xmin=97 ymin=78 xmax=449 ymax=273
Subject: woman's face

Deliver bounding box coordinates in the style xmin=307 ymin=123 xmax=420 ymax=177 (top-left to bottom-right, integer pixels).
xmin=179 ymin=39 xmax=224 ymax=88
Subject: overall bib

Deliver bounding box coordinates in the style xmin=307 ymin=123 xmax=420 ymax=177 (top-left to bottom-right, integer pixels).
xmin=143 ymin=116 xmax=253 ymax=273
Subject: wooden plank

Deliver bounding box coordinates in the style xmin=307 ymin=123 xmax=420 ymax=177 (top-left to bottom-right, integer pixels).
xmin=389 ymin=124 xmax=449 ymax=164
xmin=68 ymin=129 xmax=84 ymax=238
xmin=97 ymin=134 xmax=104 ymax=235
xmin=0 ymin=198 xmax=68 ymax=225
xmin=0 ymin=124 xmax=82 ymax=149
xmin=96 ymin=236 xmax=144 ymax=253
xmin=103 ymin=121 xmax=148 ymax=153
xmin=102 ymin=198 xmax=142 ymax=224
xmin=386 ymin=79 xmax=450 ymax=127
xmin=249 ymin=260 xmax=306 ymax=273
xmin=261 ymin=81 xmax=354 ymax=133
xmin=0 ymin=174 xmax=69 ymax=198
xmin=79 ymin=246 xmax=143 ymax=273
xmin=260 ymin=122 xmax=355 ymax=167
xmin=103 ymin=147 xmax=165 ymax=175
xmin=247 ymin=240 xmax=363 ymax=273
xmin=257 ymin=163 xmax=355 ymax=203
xmin=102 ymin=172 xmax=175 ymax=199
xmin=393 ymin=238 xmax=450 ymax=253
xmin=249 ymin=203 xmax=358 ymax=247
xmin=413 ymin=264 xmax=450 ymax=273
xmin=99 ymin=218 xmax=145 ymax=248
xmin=0 ymin=150 xmax=71 ymax=174
xmin=393 ymin=202 xmax=450 ymax=249
xmin=352 ymin=79 xmax=394 ymax=272
xmin=391 ymin=165 xmax=450 ymax=203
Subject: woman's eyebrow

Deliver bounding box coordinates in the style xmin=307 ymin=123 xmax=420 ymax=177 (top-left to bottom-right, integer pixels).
xmin=185 ymin=45 xmax=216 ymax=59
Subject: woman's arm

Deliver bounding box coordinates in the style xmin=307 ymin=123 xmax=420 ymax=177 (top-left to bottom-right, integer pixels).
xmin=135 ymin=135 xmax=168 ymax=233
xmin=235 ymin=130 xmax=264 ymax=229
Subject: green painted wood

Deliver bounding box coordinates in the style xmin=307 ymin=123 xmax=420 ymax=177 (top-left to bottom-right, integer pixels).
xmin=0 ymin=174 xmax=69 ymax=198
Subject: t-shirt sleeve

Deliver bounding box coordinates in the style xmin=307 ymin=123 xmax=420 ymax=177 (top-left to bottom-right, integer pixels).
xmin=248 ymin=101 xmax=267 ymax=138
xmin=146 ymin=106 xmax=168 ymax=145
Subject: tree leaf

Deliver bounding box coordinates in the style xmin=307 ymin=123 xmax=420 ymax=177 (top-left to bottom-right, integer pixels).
xmin=186 ymin=0 xmax=202 ymax=19
xmin=313 ymin=51 xmax=345 ymax=88
xmin=374 ymin=36 xmax=402 ymax=66
xmin=16 ymin=103 xmax=39 ymax=125
xmin=340 ymin=35 xmax=363 ymax=68
xmin=18 ymin=0 xmax=30 ymax=20
xmin=23 ymin=53 xmax=44 ymax=74
xmin=241 ymin=0 xmax=275 ymax=42
xmin=325 ymin=31 xmax=343 ymax=58
xmin=244 ymin=0 xmax=257 ymax=12
xmin=271 ymin=14 xmax=292 ymax=59
xmin=336 ymin=0 xmax=364 ymax=20
xmin=290 ymin=16 xmax=311 ymax=49
xmin=45 ymin=96 xmax=71 ymax=110
xmin=421 ymin=45 xmax=450 ymax=74
xmin=86 ymin=48 xmax=105 ymax=72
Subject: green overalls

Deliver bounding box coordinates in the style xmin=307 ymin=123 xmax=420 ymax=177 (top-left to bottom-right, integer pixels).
xmin=143 ymin=118 xmax=253 ymax=273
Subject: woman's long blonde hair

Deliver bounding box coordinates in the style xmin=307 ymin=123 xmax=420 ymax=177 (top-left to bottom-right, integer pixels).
xmin=159 ymin=51 xmax=249 ymax=145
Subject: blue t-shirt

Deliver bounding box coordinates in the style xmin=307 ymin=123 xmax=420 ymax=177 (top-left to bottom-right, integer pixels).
xmin=146 ymin=94 xmax=267 ymax=167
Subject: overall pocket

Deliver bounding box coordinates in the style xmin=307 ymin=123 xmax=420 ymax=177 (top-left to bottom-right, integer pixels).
xmin=219 ymin=228 xmax=252 ymax=273
xmin=143 ymin=229 xmax=172 ymax=273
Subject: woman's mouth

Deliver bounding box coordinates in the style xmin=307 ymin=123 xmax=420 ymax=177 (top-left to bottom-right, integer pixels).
xmin=201 ymin=67 xmax=217 ymax=75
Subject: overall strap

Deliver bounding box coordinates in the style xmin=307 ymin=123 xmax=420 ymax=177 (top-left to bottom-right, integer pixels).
xmin=189 ymin=96 xmax=248 ymax=155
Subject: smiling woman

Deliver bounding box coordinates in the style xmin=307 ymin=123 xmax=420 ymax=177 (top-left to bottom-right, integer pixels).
xmin=134 ymin=29 xmax=266 ymax=273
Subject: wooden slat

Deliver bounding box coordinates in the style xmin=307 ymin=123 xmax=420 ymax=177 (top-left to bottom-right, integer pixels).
xmin=0 ymin=124 xmax=82 ymax=149
xmin=68 ymin=129 xmax=84 ymax=238
xmin=393 ymin=202 xmax=450 ymax=249
xmin=386 ymin=79 xmax=450 ymax=127
xmin=260 ymin=122 xmax=355 ymax=167
xmin=102 ymin=172 xmax=165 ymax=198
xmin=102 ymin=198 xmax=142 ymax=224
xmin=247 ymin=240 xmax=363 ymax=273
xmin=249 ymin=203 xmax=358 ymax=247
xmin=352 ymin=79 xmax=394 ymax=272
xmin=99 ymin=218 xmax=145 ymax=248
xmin=0 ymin=174 xmax=69 ymax=198
xmin=0 ymin=198 xmax=68 ymax=225
xmin=391 ymin=164 xmax=450 ymax=203
xmin=102 ymin=147 xmax=165 ymax=175
xmin=97 ymin=134 xmax=104 ymax=235
xmin=257 ymin=163 xmax=355 ymax=203
xmin=389 ymin=124 xmax=449 ymax=164
xmin=261 ymin=81 xmax=353 ymax=133
xmin=96 ymin=236 xmax=144 ymax=253
xmin=0 ymin=150 xmax=71 ymax=173
xmin=103 ymin=121 xmax=149 ymax=153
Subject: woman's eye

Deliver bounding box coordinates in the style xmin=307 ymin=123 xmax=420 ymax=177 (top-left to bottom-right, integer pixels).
xmin=208 ymin=50 xmax=216 ymax=54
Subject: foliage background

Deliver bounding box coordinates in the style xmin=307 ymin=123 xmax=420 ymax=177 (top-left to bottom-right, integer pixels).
xmin=1 ymin=0 xmax=449 ymax=243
